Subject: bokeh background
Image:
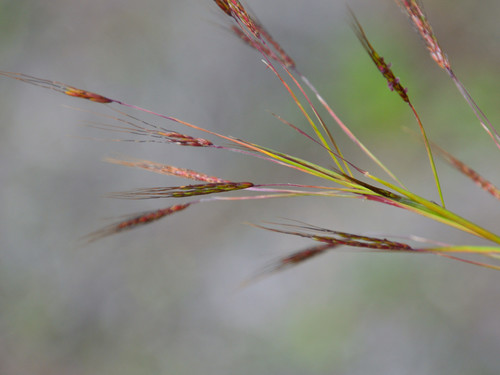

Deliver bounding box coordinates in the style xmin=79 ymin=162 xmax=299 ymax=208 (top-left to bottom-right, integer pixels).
xmin=1 ymin=0 xmax=500 ymax=374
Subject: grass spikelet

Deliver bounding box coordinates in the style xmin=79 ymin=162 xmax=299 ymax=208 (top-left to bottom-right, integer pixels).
xmin=395 ymin=0 xmax=450 ymax=70
xmin=88 ymin=123 xmax=214 ymax=147
xmin=214 ymin=0 xmax=232 ymax=16
xmin=349 ymin=9 xmax=409 ymax=103
xmin=83 ymin=203 xmax=192 ymax=243
xmin=108 ymin=182 xmax=254 ymax=199
xmin=0 ymin=71 xmax=113 ymax=103
xmin=258 ymin=27 xmax=295 ymax=69
xmin=254 ymin=222 xmax=500 ymax=271
xmin=271 ymin=244 xmax=338 ymax=267
xmin=63 ymin=87 xmax=113 ymax=103
xmin=218 ymin=0 xmax=295 ymax=68
xmin=226 ymin=0 xmax=261 ymax=38
xmin=350 ymin=8 xmax=444 ymax=207
xmin=241 ymin=243 xmax=337 ymax=286
xmin=104 ymin=157 xmax=229 ymax=183
xmin=86 ymin=115 xmax=214 ymax=146
xmin=230 ymin=26 xmax=295 ymax=68
xmin=432 ymin=145 xmax=500 ymax=201
xmin=395 ymin=0 xmax=500 ymax=149
xmin=154 ymin=131 xmax=213 ymax=147
xmin=255 ymin=222 xmax=415 ymax=251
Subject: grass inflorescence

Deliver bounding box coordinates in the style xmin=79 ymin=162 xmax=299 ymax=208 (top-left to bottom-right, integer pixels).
xmin=2 ymin=0 xmax=500 ymax=279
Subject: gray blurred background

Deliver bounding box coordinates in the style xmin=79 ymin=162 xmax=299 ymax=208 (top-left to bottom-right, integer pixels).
xmin=1 ymin=0 xmax=500 ymax=374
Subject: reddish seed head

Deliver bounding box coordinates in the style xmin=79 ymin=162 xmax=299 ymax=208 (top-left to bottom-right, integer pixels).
xmin=350 ymin=10 xmax=410 ymax=103
xmin=83 ymin=203 xmax=193 ymax=242
xmin=105 ymin=157 xmax=229 ymax=183
xmin=64 ymin=86 xmax=113 ymax=103
xmin=116 ymin=204 xmax=191 ymax=230
xmin=231 ymin=25 xmax=296 ymax=69
xmin=396 ymin=0 xmax=450 ymax=71
xmin=226 ymin=0 xmax=260 ymax=38
xmin=217 ymin=1 xmax=295 ymax=69
xmin=214 ymin=0 xmax=232 ymax=16
xmin=156 ymin=131 xmax=213 ymax=147
xmin=109 ymin=182 xmax=255 ymax=199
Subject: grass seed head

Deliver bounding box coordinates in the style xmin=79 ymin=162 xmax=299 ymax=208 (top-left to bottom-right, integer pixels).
xmin=396 ymin=0 xmax=451 ymax=71
xmin=64 ymin=86 xmax=113 ymax=103
xmin=84 ymin=203 xmax=192 ymax=242
xmin=231 ymin=26 xmax=296 ymax=69
xmin=350 ymin=9 xmax=409 ymax=103
xmin=155 ymin=131 xmax=213 ymax=147
xmin=226 ymin=0 xmax=261 ymax=38
xmin=105 ymin=158 xmax=229 ymax=183
xmin=108 ymin=182 xmax=255 ymax=199
xmin=243 ymin=243 xmax=337 ymax=285
xmin=259 ymin=223 xmax=415 ymax=251
xmin=214 ymin=0 xmax=232 ymax=16
xmin=0 ymin=72 xmax=114 ymax=103
xmin=215 ymin=1 xmax=295 ymax=68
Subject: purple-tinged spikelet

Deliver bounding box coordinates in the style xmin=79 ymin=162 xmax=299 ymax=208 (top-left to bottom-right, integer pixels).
xmin=349 ymin=10 xmax=409 ymax=103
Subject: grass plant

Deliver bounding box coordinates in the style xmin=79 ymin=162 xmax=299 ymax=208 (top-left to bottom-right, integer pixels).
xmin=2 ymin=0 xmax=500 ymax=279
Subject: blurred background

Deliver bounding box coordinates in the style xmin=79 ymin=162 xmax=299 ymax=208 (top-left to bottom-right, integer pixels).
xmin=1 ymin=0 xmax=500 ymax=374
